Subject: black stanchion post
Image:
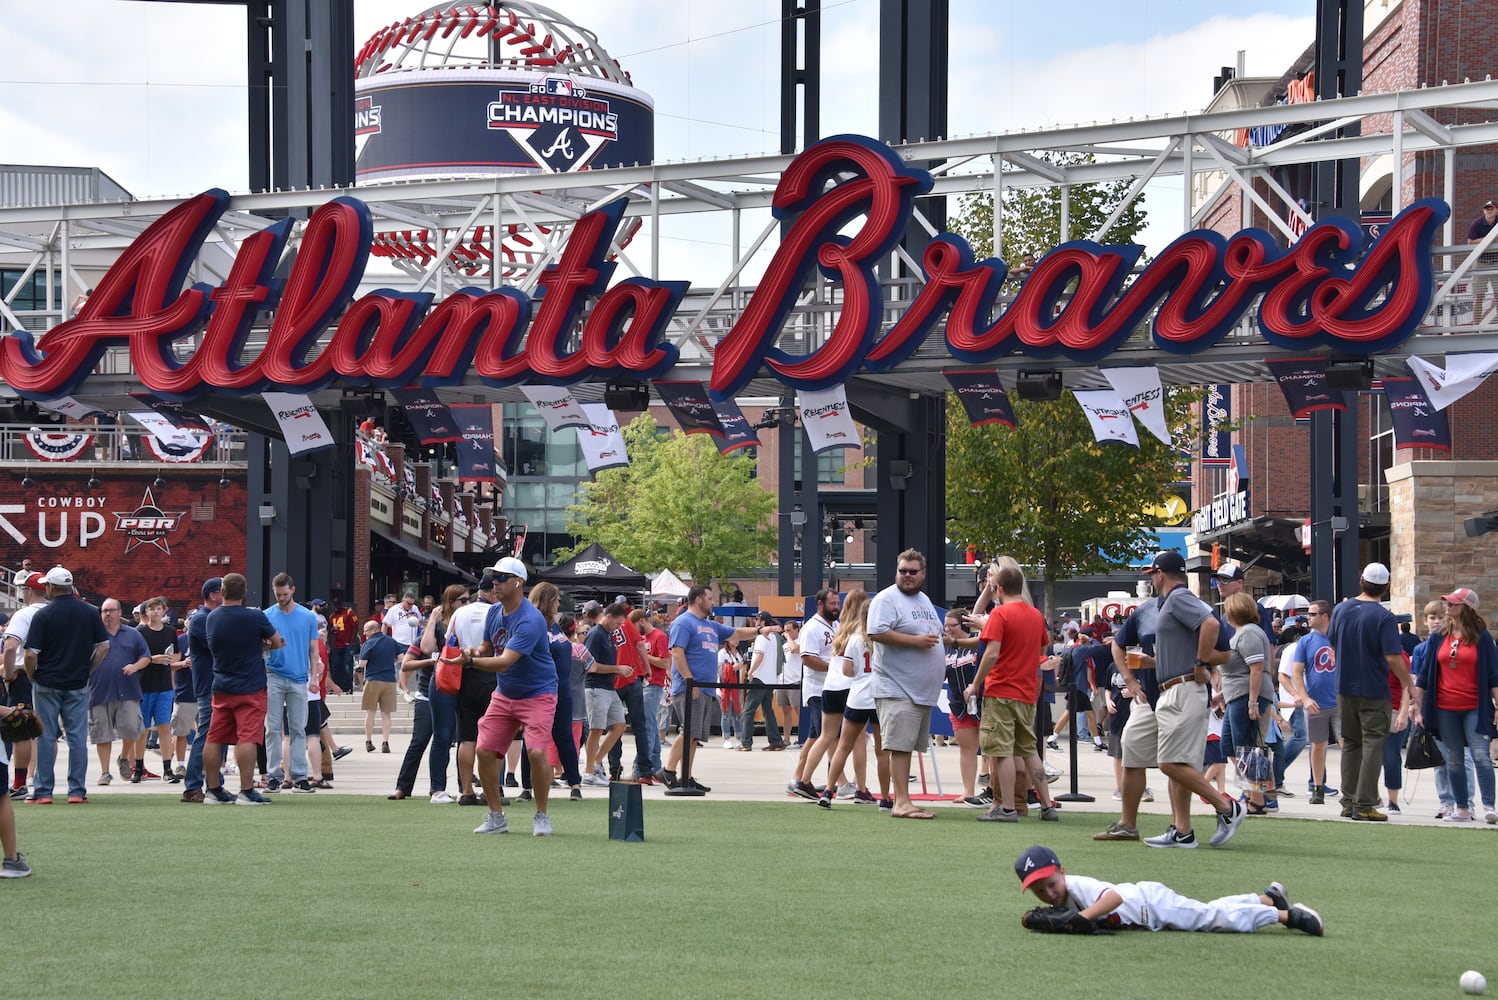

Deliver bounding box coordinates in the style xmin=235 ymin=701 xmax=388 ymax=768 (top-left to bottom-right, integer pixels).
xmin=665 ymin=679 xmax=705 ymax=796
xmin=1053 ymin=682 xmax=1095 ymax=803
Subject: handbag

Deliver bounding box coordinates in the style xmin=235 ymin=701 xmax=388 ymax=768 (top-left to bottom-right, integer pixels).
xmin=1404 ymin=725 xmax=1445 ymax=770
xmin=434 ymin=633 xmax=463 ymax=696
xmin=1234 ymin=720 xmax=1274 ymax=788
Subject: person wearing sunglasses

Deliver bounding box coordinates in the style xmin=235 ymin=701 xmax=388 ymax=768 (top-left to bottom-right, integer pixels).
xmin=1413 ymin=588 xmax=1498 ymax=824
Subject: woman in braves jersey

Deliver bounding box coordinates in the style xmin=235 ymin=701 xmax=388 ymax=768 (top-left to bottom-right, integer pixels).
xmin=944 ymin=608 xmax=985 ymax=807
xmin=817 ymin=590 xmax=886 ymax=808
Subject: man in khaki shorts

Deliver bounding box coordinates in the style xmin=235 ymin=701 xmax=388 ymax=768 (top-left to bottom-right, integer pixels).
xmin=1097 ymin=552 xmax=1244 ymax=849
xmin=89 ymin=599 xmax=151 ymax=786
xmin=357 ymin=621 xmax=402 ymax=753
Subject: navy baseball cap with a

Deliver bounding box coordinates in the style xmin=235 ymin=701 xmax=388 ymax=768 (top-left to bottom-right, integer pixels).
xmin=1015 ymin=845 xmax=1062 ymax=891
xmin=1142 ymin=551 xmax=1186 ymax=575
xmin=201 ymin=577 xmax=224 ymax=600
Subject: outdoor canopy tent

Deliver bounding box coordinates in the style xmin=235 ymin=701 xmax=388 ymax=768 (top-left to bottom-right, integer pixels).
xmin=649 ymin=569 xmax=690 ymax=599
xmin=536 ymin=541 xmax=647 ymax=592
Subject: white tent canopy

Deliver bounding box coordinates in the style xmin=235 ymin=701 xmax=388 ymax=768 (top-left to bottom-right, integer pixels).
xmin=649 ymin=569 xmax=690 ymax=599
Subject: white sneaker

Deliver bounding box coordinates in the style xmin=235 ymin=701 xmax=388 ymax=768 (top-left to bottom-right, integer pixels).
xmin=430 ymin=791 xmax=454 ymax=804
xmin=722 ymin=739 xmax=734 ymax=749
xmin=402 ymin=691 xmax=415 ymax=704
xmin=224 ymin=762 xmax=239 ymax=776
xmin=1043 ymin=761 xmax=1063 ymax=782
xmin=835 ymin=781 xmax=856 ymax=800
xmin=474 ymin=811 xmax=509 ymax=834
xmin=533 ymin=811 xmax=553 ymax=837
xmin=1141 ymin=787 xmax=1155 ymax=802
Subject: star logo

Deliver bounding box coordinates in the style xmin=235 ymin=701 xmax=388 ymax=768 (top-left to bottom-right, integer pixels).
xmin=112 ymin=487 xmax=187 ymax=555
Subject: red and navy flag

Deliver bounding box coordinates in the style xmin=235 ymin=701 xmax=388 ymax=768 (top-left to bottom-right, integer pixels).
xmin=1266 ymin=357 xmax=1347 ymax=418
xmin=943 ymin=370 xmax=1016 ymax=428
xmin=654 ymin=380 xmax=726 ymax=436
xmin=392 ymin=388 xmax=461 ymax=444
xmin=709 ymin=396 xmax=759 ymax=454
xmin=449 ymin=403 xmax=499 ymax=483
xmin=1382 ymin=376 xmax=1451 ymax=452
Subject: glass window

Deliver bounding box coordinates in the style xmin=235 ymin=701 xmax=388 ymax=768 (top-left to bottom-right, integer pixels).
xmin=1 ymin=269 xmax=62 ymax=316
xmin=793 ymin=447 xmax=845 ymax=487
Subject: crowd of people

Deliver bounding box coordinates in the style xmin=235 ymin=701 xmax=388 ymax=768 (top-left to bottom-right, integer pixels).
xmin=4 ymin=547 xmax=1495 ymax=876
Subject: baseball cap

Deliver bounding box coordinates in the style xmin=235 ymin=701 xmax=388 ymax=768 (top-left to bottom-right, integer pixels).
xmin=23 ymin=572 xmax=47 ymax=593
xmin=1444 ymin=587 xmax=1480 ymax=610
xmin=1015 ymin=845 xmax=1062 ymax=892
xmin=201 ymin=577 xmax=224 ymax=599
xmin=581 ymin=600 xmax=603 ymax=616
xmin=1215 ymin=563 xmax=1245 ymax=581
xmin=488 ymin=556 xmax=528 ymax=582
xmin=1485 ymin=200 xmax=1496 ymax=208
xmin=477 ymin=574 xmax=497 ymax=593
xmin=1292 ymin=614 xmax=1309 ymax=628
xmin=310 ymin=598 xmax=327 ymax=608
xmin=43 ymin=566 xmax=73 ymax=587
xmin=1142 ymin=551 xmax=1186 ymax=575
xmin=1361 ymin=562 xmax=1391 ymax=586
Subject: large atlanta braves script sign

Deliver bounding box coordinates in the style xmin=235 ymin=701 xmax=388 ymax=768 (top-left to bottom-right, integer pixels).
xmin=0 ymin=136 xmax=1448 ymax=403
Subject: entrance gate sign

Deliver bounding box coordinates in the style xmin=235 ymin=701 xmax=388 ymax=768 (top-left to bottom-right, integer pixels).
xmin=0 ymin=136 xmax=1449 ymax=404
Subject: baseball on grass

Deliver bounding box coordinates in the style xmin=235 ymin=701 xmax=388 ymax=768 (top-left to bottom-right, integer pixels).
xmin=1461 ymin=970 xmax=1486 ymax=995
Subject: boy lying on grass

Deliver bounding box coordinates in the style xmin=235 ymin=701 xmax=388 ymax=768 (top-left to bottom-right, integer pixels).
xmin=1014 ymin=845 xmax=1323 ymax=936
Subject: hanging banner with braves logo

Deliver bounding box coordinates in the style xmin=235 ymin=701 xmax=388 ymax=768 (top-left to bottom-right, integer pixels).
xmin=1201 ymin=383 xmax=1232 ymax=467
xmin=1073 ymin=389 xmax=1139 ymax=447
xmin=1102 ymin=366 xmax=1171 ymax=445
xmin=1266 ymin=358 xmax=1347 ymax=417
xmin=449 ymin=404 xmax=499 ymax=484
xmin=1383 ymin=376 xmax=1452 ymax=452
xmin=576 ymin=403 xmax=629 ymax=473
xmin=654 ymin=381 xmax=725 ymax=436
xmin=391 ymin=388 xmax=462 ymax=444
xmin=518 ymin=385 xmax=590 ymax=432
xmin=943 ymin=370 xmax=1016 ymax=428
xmin=23 ymin=428 xmax=95 ymax=461
xmin=129 ymin=393 xmax=212 ymax=431
xmin=36 ymin=396 xmax=104 ymax=421
xmin=1405 ymin=353 xmax=1498 ymax=411
xmin=262 ymin=392 xmax=335 ymax=455
xmin=142 ymin=430 xmax=212 ymax=463
xmin=797 ymin=386 xmax=861 ymax=454
xmin=709 ymin=397 xmax=759 ymax=455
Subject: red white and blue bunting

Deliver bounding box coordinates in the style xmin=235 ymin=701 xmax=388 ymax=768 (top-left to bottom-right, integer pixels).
xmin=23 ymin=429 xmax=95 ymax=462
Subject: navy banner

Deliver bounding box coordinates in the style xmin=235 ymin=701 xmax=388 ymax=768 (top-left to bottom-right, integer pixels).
xmin=654 ymin=380 xmax=726 ymax=436
xmin=1265 ymin=357 xmax=1347 ymax=418
xmin=392 ymin=388 xmax=462 ymax=444
xmin=709 ymin=397 xmax=759 ymax=455
xmin=1201 ymin=383 xmax=1232 ymax=467
xmin=449 ymin=403 xmax=499 ymax=483
xmin=943 ymin=370 xmax=1017 ymax=428
xmin=1382 ymin=376 xmax=1451 ymax=452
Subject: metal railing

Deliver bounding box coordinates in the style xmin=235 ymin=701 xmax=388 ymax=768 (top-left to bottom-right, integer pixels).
xmin=0 ymin=422 xmax=247 ymax=467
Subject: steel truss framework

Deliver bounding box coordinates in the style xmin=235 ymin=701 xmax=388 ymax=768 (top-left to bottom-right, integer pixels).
xmin=4 ymin=80 xmax=1498 ymax=410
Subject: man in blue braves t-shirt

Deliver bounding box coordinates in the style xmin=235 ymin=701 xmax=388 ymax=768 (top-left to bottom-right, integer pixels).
xmin=1326 ymin=563 xmax=1419 ymax=821
xmin=1291 ymin=600 xmax=1339 ymax=803
xmin=462 ymin=557 xmax=558 ymax=837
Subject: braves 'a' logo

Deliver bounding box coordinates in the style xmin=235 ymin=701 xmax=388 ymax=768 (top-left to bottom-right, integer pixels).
xmin=1310 ymin=645 xmax=1336 ymax=674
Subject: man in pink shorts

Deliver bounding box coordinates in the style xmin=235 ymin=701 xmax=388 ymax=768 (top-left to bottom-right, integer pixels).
xmin=460 ymin=557 xmax=559 ymax=837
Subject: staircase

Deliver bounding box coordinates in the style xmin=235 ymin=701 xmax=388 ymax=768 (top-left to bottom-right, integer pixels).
xmin=322 ymin=691 xmax=417 ymax=736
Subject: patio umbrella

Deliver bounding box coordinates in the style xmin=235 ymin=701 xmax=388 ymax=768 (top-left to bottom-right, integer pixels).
xmin=1261 ymin=594 xmax=1310 ymax=611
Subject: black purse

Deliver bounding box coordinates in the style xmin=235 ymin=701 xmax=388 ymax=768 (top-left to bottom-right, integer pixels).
xmin=1404 ymin=726 xmax=1445 ymax=770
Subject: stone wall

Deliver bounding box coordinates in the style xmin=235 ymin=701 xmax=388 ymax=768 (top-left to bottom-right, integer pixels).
xmin=1386 ymin=460 xmax=1498 ymax=616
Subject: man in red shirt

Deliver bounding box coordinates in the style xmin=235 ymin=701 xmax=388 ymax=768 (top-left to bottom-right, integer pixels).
xmin=965 ymin=565 xmax=1057 ymax=822
xmin=607 ymin=604 xmax=654 ymax=782
xmin=633 ymin=609 xmax=671 ymax=781
xmin=325 ymin=591 xmax=362 ymax=693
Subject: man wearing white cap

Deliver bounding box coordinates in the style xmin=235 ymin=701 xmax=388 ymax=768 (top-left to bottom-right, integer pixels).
xmin=2 ymin=572 xmax=50 ymax=797
xmin=21 ymin=568 xmax=110 ymax=804
xmin=1326 ymin=562 xmax=1421 ymax=822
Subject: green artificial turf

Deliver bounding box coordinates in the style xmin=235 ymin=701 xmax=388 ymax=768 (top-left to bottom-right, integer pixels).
xmin=6 ymin=796 xmax=1491 ymax=999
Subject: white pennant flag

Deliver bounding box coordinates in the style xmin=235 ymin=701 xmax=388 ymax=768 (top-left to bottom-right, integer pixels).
xmin=37 ymin=396 xmax=103 ymax=421
xmin=263 ymin=392 xmax=335 ymax=455
xmin=1406 ymin=353 xmax=1498 ymax=411
xmin=796 ymin=385 xmax=862 ymax=454
xmin=1102 ymin=366 xmax=1172 ymax=446
xmin=127 ymin=410 xmax=209 ymax=453
xmin=577 ymin=403 xmax=629 ymax=473
xmin=1073 ymin=389 xmax=1139 ymax=447
xmin=520 ymin=385 xmax=591 ymax=431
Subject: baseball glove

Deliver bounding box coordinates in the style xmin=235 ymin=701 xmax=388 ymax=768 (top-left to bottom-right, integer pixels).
xmin=0 ymin=702 xmax=44 ymax=742
xmin=1021 ymin=905 xmax=1102 ymax=934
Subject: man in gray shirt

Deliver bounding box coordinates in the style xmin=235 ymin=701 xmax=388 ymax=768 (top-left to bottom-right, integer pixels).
xmin=1106 ymin=552 xmax=1244 ymax=850
xmin=868 ymin=549 xmax=945 ymax=820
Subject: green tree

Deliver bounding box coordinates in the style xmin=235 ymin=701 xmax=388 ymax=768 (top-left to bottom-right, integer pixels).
xmin=565 ymin=415 xmax=777 ymax=588
xmin=945 ymin=152 xmax=1196 ymax=614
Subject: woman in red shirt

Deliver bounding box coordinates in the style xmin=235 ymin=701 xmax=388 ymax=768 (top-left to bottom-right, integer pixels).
xmin=1414 ymin=588 xmax=1498 ymax=823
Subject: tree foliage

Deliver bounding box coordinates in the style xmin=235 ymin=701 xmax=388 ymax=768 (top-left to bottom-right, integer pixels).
xmin=564 ymin=414 xmax=777 ymax=588
xmin=945 ymin=151 xmax=1192 ymax=614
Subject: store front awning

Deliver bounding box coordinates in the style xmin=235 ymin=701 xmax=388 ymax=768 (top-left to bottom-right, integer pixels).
xmin=371 ymin=527 xmax=477 ymax=583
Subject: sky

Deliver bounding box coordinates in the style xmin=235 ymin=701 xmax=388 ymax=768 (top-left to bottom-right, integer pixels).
xmin=0 ymin=0 xmax=1318 ymax=269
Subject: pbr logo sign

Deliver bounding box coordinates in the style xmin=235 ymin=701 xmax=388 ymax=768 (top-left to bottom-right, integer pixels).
xmin=113 ymin=486 xmax=186 ymax=555
xmin=488 ymin=77 xmax=620 ymax=173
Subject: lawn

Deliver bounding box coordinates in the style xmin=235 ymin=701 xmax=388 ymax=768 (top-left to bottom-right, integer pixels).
xmin=7 ymin=796 xmax=1490 ymax=999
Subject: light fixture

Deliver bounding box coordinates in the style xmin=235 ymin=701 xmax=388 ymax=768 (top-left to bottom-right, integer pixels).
xmin=21 ymin=474 xmax=34 ymax=488
xmin=1325 ymin=359 xmax=1375 ymax=390
xmin=1015 ymin=369 xmax=1064 ymax=401
xmin=844 ymin=521 xmax=855 ymax=545
xmin=258 ymin=502 xmax=277 ymax=526
xmin=218 ymin=475 xmax=232 ymax=488
xmin=87 ymin=474 xmax=101 ymax=490
xmin=153 ymin=475 xmax=166 ymax=489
